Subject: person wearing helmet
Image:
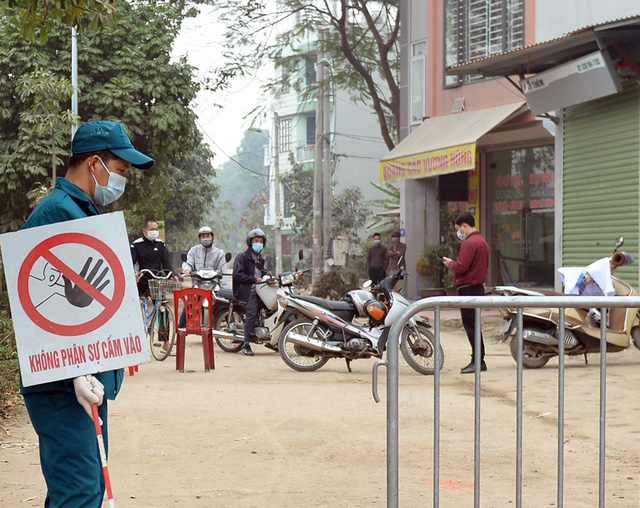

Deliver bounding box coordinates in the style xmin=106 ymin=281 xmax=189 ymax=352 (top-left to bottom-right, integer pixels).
xmin=182 ymin=226 xmax=229 ymax=288
xmin=178 ymin=226 xmax=229 ymax=328
xmin=232 ymin=228 xmax=268 ymax=356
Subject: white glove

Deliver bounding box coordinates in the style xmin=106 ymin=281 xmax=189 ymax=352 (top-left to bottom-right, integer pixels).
xmin=73 ymin=375 xmax=105 ymax=424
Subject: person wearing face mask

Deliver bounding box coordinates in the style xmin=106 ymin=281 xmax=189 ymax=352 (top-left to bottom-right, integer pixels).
xmin=177 ymin=226 xmax=229 ymax=328
xmin=232 ymin=228 xmax=268 ymax=356
xmin=130 ymin=218 xmax=178 ymax=297
xmin=386 ymin=231 xmax=407 ymax=296
xmin=20 ymin=121 xmax=154 ymax=507
xmin=442 ymin=212 xmax=489 ymax=374
xmin=367 ymin=232 xmax=388 ymax=285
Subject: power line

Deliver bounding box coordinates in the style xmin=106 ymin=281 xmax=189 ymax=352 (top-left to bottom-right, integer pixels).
xmin=196 ymin=120 xmax=266 ymax=176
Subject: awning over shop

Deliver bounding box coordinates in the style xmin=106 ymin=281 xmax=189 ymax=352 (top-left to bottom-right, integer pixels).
xmin=379 ymin=102 xmax=525 ymax=183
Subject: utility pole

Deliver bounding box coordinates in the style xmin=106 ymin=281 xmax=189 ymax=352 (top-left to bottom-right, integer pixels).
xmin=312 ymin=31 xmax=325 ymax=286
xmin=273 ymin=113 xmax=283 ymax=275
xmin=321 ymin=54 xmax=332 ymax=268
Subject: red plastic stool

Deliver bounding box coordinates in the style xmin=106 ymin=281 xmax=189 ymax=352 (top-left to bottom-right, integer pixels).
xmin=173 ymin=288 xmax=215 ymax=372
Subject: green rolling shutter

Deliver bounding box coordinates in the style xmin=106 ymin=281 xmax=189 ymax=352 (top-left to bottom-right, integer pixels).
xmin=563 ymin=83 xmax=639 ymax=284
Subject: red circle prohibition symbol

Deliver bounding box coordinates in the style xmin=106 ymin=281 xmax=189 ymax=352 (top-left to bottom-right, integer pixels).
xmin=18 ymin=233 xmax=125 ymax=336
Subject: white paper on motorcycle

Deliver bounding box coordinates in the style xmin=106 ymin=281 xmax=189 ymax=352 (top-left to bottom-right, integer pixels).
xmin=0 ymin=212 xmax=150 ymax=387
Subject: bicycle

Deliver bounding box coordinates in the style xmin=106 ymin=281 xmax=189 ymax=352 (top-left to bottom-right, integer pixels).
xmin=138 ymin=269 xmax=182 ymax=361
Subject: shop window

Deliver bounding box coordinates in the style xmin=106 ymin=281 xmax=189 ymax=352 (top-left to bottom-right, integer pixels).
xmin=411 ymin=41 xmax=427 ymax=124
xmin=445 ymin=0 xmax=525 ymax=86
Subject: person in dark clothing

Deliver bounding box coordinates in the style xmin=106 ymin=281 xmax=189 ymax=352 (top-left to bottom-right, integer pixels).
xmin=233 ymin=228 xmax=268 ymax=356
xmin=20 ymin=120 xmax=154 ymax=507
xmin=367 ymin=232 xmax=388 ymax=285
xmin=130 ymin=219 xmax=177 ymax=296
xmin=443 ymin=212 xmax=490 ymax=374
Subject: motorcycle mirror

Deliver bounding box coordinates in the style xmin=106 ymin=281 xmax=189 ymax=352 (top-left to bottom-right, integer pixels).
xmin=298 ymin=249 xmax=304 ymax=261
xmin=616 ymin=237 xmax=624 ymax=249
xmin=362 ymin=280 xmax=372 ymax=289
xmin=180 ymin=252 xmax=187 ymax=262
xmin=225 ymin=252 xmax=232 ymax=263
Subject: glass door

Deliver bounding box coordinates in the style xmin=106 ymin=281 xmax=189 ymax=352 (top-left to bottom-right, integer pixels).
xmin=488 ymin=146 xmax=555 ymax=287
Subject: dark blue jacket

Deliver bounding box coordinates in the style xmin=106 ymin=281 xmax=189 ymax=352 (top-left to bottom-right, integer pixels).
xmin=20 ymin=178 xmax=124 ymax=400
xmin=232 ymin=248 xmax=266 ymax=303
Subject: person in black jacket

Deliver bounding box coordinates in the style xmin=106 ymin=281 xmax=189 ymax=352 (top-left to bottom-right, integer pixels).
xmin=130 ymin=219 xmax=177 ymax=296
xmin=233 ymin=228 xmax=268 ymax=356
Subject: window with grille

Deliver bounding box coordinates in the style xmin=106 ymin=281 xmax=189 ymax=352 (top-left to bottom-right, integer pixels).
xmin=445 ymin=0 xmax=524 ymax=86
xmin=279 ymin=118 xmax=292 ymax=152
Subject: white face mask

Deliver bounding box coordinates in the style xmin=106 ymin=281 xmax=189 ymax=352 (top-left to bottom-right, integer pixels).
xmin=91 ymin=158 xmax=126 ymax=206
xmin=146 ymin=230 xmax=160 ymax=241
xmin=200 ymin=238 xmax=213 ymax=247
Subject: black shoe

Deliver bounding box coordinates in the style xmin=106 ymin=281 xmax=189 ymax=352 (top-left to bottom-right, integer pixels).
xmin=242 ymin=346 xmax=254 ymax=356
xmin=461 ymin=360 xmax=487 ymax=374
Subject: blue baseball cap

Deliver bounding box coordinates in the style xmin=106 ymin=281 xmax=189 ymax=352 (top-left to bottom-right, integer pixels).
xmin=72 ymin=121 xmax=155 ymax=170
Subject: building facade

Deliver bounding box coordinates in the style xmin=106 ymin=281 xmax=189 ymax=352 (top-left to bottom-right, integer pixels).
xmin=387 ymin=0 xmax=640 ymax=298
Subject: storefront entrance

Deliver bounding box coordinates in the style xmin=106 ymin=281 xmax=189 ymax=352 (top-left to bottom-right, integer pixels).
xmin=488 ymin=146 xmax=555 ymax=287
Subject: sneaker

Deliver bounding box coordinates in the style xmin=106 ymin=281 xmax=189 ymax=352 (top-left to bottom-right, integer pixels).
xmin=242 ymin=346 xmax=255 ymax=356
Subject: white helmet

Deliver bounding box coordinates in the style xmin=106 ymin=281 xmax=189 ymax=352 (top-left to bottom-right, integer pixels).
xmin=198 ymin=226 xmax=213 ymax=237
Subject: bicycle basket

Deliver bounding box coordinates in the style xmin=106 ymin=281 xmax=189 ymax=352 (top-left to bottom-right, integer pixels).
xmin=148 ymin=279 xmax=182 ymax=300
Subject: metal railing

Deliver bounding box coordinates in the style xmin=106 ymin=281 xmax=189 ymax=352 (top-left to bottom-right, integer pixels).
xmin=372 ymin=295 xmax=640 ymax=508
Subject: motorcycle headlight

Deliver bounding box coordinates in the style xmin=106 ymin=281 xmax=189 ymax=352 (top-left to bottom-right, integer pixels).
xmin=277 ymin=294 xmax=288 ymax=307
xmin=280 ymin=273 xmax=295 ymax=286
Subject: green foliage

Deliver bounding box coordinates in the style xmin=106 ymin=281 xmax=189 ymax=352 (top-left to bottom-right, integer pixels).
xmin=366 ymin=181 xmax=400 ymax=237
xmin=281 ymin=153 xmax=371 ymax=254
xmin=0 ymin=2 xmax=219 ymax=246
xmin=5 ymin=0 xmax=117 ymax=42
xmin=210 ymin=0 xmax=400 ymax=150
xmin=311 ymin=268 xmax=358 ymax=300
xmin=0 ymin=295 xmax=19 ymax=415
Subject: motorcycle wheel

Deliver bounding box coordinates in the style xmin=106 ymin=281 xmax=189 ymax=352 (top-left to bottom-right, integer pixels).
xmin=400 ymin=323 xmax=444 ymax=375
xmin=278 ymin=318 xmax=330 ymax=372
xmin=509 ymin=333 xmax=551 ymax=369
xmin=213 ymin=308 xmax=244 ymax=353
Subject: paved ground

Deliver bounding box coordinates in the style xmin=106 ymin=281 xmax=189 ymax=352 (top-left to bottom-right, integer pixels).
xmin=1 ymin=312 xmax=639 ymax=507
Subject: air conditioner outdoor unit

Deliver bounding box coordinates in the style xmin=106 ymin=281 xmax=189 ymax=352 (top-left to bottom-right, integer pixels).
xmin=520 ymin=50 xmax=621 ymax=115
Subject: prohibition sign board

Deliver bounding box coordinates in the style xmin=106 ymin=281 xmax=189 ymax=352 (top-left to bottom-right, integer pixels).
xmin=17 ymin=233 xmax=126 ymax=336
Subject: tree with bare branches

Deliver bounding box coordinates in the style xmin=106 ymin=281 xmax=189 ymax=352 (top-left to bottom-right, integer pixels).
xmin=211 ymin=0 xmax=400 ymax=150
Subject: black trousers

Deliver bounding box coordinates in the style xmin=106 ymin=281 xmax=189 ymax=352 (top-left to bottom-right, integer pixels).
xmin=458 ymin=284 xmax=486 ymax=360
xmin=368 ymin=267 xmax=386 ymax=285
xmin=244 ymin=291 xmax=260 ymax=346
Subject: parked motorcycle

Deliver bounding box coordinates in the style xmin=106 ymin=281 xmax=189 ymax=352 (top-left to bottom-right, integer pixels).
xmin=212 ymin=264 xmax=308 ymax=353
xmin=277 ymin=267 xmax=444 ymax=375
xmin=494 ymin=237 xmax=640 ymax=369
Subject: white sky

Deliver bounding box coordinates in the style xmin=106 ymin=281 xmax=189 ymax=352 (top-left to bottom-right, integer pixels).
xmin=171 ymin=5 xmax=273 ymax=165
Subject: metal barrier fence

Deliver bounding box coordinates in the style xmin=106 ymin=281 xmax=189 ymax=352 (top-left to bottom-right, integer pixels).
xmin=371 ymin=295 xmax=640 ymax=508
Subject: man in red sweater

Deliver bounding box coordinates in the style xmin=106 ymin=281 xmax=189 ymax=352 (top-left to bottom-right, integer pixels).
xmin=442 ymin=212 xmax=489 ymax=373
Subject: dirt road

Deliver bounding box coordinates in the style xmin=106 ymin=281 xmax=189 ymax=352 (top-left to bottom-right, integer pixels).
xmin=1 ymin=319 xmax=639 ymax=507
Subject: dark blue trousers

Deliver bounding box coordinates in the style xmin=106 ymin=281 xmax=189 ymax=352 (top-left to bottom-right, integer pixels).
xmin=24 ymin=391 xmax=109 ymax=508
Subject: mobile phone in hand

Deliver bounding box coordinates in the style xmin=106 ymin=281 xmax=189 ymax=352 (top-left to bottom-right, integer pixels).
xmin=436 ymin=256 xmax=444 ymax=262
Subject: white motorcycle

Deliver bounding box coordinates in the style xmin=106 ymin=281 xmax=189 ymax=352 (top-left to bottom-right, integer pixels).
xmin=277 ymin=267 xmax=444 ymax=375
xmin=212 ymin=267 xmax=308 ymax=353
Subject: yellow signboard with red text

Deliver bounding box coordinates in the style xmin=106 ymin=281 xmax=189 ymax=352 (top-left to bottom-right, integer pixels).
xmin=380 ymin=143 xmax=476 ymax=183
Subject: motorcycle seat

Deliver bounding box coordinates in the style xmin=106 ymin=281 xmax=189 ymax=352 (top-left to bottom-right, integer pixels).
xmin=294 ymin=294 xmax=354 ymax=312
xmin=217 ymin=288 xmax=243 ymax=304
